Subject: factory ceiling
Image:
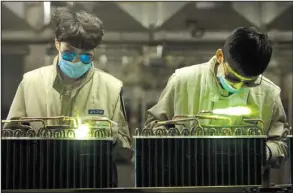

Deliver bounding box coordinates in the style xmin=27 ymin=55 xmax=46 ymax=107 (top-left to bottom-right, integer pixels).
xmin=90 ymin=2 xmax=147 ymax=32
xmin=1 ymin=2 xmax=292 ymax=42
xmin=157 ymin=2 xmax=255 ymax=31
xmin=47 ymin=2 xmax=148 ymax=32
xmin=267 ymin=6 xmax=293 ymax=31
xmin=2 ymin=4 xmax=32 ymax=31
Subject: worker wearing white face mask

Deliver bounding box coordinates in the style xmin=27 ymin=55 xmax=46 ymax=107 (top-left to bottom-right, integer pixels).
xmin=5 ymin=7 xmax=132 ymax=182
xmin=145 ymin=27 xmax=289 ymax=168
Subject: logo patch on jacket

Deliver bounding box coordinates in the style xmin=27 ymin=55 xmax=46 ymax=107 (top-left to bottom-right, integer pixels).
xmin=88 ymin=109 xmax=104 ymax=115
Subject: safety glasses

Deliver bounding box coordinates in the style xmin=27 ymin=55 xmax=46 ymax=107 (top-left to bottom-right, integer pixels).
xmin=61 ymin=50 xmax=94 ymax=64
xmin=223 ymin=64 xmax=263 ymax=87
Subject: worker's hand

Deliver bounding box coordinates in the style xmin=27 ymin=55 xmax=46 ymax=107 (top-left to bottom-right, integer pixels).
xmin=110 ymin=120 xmax=118 ymax=144
xmin=266 ymin=146 xmax=272 ymax=161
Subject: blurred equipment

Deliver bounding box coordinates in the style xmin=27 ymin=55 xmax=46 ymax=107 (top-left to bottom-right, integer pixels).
xmin=134 ymin=113 xmax=267 ymax=188
xmin=289 ymin=131 xmax=293 ymax=190
xmin=1 ymin=116 xmax=116 ymax=189
xmin=186 ymin=19 xmax=205 ymax=38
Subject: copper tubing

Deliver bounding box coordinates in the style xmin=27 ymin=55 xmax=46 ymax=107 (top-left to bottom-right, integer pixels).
xmin=170 ymin=115 xmax=232 ymax=126
xmin=82 ymin=117 xmax=113 ymax=137
xmin=172 ymin=115 xmax=192 ymax=120
xmin=19 ymin=116 xmax=78 ymax=127
xmin=157 ymin=118 xmax=202 ymax=126
xmin=158 ymin=115 xmax=232 ymax=135
xmin=195 ymin=115 xmax=232 ymax=125
xmin=243 ymin=118 xmax=264 ymax=131
xmin=2 ymin=119 xmax=46 ymax=129
xmin=2 ymin=116 xmax=113 ymax=137
xmin=247 ymin=127 xmax=263 ymax=135
xmin=172 ymin=115 xmax=202 ymax=128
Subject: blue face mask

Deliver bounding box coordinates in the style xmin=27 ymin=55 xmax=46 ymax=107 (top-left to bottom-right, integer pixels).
xmin=217 ymin=70 xmax=243 ymax=94
xmin=58 ymin=59 xmax=92 ymax=79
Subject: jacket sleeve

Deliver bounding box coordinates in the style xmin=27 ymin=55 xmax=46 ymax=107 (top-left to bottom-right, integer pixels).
xmin=111 ymin=89 xmax=133 ymax=162
xmin=145 ymin=73 xmax=177 ymax=130
xmin=266 ymin=94 xmax=289 ymax=168
xmin=4 ymin=80 xmax=27 ymax=127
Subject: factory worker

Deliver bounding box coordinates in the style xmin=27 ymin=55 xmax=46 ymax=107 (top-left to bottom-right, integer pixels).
xmin=6 ymin=8 xmax=132 ymax=165
xmin=145 ymin=27 xmax=288 ymax=168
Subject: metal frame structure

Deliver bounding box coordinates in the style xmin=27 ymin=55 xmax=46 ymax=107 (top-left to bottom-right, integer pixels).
xmin=1 ymin=117 xmax=116 ymax=189
xmin=2 ymin=30 xmax=292 ymax=44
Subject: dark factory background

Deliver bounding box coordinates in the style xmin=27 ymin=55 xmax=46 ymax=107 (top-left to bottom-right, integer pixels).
xmin=1 ymin=1 xmax=292 ymax=187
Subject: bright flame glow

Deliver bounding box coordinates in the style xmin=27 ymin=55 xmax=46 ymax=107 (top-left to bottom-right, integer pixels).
xmin=75 ymin=124 xmax=90 ymax=139
xmin=212 ymin=107 xmax=251 ymax=116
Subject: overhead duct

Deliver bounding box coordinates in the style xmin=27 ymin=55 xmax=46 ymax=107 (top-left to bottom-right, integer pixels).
xmin=117 ymin=2 xmax=188 ymax=29
xmin=2 ymin=30 xmax=292 ymax=44
xmin=43 ymin=2 xmax=51 ymax=25
xmin=232 ymin=2 xmax=293 ymax=29
xmin=2 ymin=2 xmax=25 ymax=19
xmin=195 ymin=2 xmax=225 ymax=9
xmin=2 ymin=4 xmax=32 ymax=31
xmin=154 ymin=31 xmax=292 ymax=42
xmin=157 ymin=2 xmax=253 ymax=32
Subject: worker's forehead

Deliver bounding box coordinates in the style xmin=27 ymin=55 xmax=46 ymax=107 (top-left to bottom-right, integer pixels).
xmin=59 ymin=42 xmax=94 ymax=53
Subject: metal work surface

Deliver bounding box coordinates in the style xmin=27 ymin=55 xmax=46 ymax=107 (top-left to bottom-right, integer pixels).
xmin=289 ymin=135 xmax=293 ymax=188
xmin=2 ymin=186 xmax=292 ymax=193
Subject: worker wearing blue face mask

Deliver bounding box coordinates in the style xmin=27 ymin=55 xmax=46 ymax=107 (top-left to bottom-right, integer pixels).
xmin=56 ymin=42 xmax=94 ymax=79
xmin=58 ymin=47 xmax=93 ymax=79
xmin=6 ymin=7 xmax=132 ymax=178
xmin=145 ymin=27 xmax=289 ymax=169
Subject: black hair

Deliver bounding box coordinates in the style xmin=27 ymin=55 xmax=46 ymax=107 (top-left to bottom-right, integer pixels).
xmin=223 ymin=27 xmax=272 ymax=77
xmin=52 ymin=7 xmax=104 ymax=50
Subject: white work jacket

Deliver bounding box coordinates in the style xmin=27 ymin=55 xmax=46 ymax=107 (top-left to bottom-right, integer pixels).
xmin=146 ymin=56 xmax=288 ymax=168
